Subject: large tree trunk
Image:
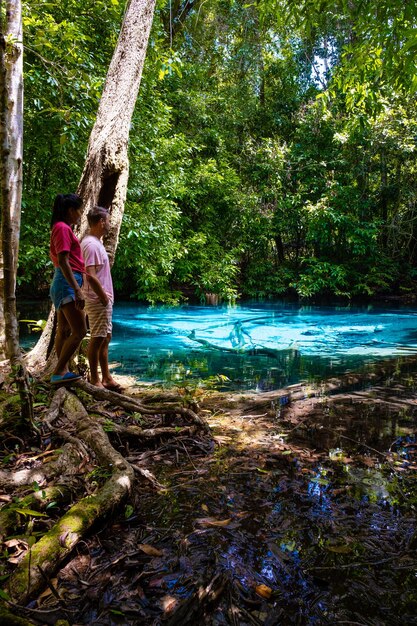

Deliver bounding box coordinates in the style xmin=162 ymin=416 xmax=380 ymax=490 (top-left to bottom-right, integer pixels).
xmin=77 ymin=0 xmax=156 ymax=260
xmin=0 ymin=0 xmax=33 ymax=422
xmin=0 ymin=0 xmax=24 ymax=361
xmin=27 ymin=0 xmax=156 ymax=371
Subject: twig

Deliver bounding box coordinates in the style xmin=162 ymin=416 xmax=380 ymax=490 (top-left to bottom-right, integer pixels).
xmin=338 ymin=434 xmax=388 ymax=458
xmin=132 ymin=465 xmax=166 ymax=490
xmin=181 ymin=440 xmax=197 ymax=470
xmin=36 ymin=565 xmax=63 ymax=603
xmin=304 ymin=553 xmax=401 ymax=572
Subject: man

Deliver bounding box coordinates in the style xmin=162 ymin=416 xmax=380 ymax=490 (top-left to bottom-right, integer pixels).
xmin=81 ymin=206 xmax=122 ymax=392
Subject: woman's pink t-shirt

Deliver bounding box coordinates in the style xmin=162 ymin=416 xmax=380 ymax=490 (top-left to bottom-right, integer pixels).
xmin=50 ymin=222 xmax=85 ymax=274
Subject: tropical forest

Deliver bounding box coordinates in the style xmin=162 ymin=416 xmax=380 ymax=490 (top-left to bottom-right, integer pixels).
xmin=0 ymin=0 xmax=417 ymax=624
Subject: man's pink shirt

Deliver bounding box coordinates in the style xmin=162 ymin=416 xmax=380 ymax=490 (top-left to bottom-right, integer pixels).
xmin=81 ymin=235 xmax=114 ymax=302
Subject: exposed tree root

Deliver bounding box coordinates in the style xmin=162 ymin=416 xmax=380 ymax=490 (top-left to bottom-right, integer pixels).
xmin=76 ymin=378 xmax=210 ymax=431
xmin=0 ymin=444 xmax=83 ymax=490
xmin=42 ymin=386 xmax=68 ymax=428
xmin=96 ymin=419 xmax=195 ymax=441
xmin=6 ymin=389 xmax=135 ymax=604
xmin=1 ymin=376 xmax=211 ymax=610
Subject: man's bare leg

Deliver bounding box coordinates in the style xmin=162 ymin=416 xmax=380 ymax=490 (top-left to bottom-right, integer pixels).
xmin=88 ymin=336 xmax=107 ymax=387
xmin=99 ymin=334 xmax=119 ymax=387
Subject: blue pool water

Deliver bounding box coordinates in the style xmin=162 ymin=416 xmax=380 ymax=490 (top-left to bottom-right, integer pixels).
xmin=19 ymin=301 xmax=417 ymax=391
xmin=108 ymin=301 xmax=417 ymax=390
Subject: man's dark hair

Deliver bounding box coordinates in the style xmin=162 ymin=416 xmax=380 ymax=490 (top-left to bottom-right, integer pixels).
xmin=87 ymin=206 xmax=110 ymax=226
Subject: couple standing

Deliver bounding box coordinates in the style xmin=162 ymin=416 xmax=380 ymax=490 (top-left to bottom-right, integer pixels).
xmin=49 ymin=193 xmax=122 ymax=392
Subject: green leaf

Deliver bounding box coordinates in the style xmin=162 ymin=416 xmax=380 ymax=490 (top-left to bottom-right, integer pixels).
xmin=14 ymin=508 xmax=48 ymax=517
xmin=0 ymin=589 xmax=11 ymax=601
xmin=124 ymin=504 xmax=134 ymax=519
xmin=310 ymin=477 xmax=330 ymax=486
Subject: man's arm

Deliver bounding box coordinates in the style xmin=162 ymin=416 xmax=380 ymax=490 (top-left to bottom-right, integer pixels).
xmin=85 ymin=265 xmax=109 ymax=306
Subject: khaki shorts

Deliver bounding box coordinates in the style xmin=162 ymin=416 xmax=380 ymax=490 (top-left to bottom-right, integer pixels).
xmin=85 ymin=299 xmax=113 ymax=338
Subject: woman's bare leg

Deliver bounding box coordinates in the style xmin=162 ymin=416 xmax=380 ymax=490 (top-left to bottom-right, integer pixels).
xmin=55 ymin=309 xmax=70 ymax=361
xmin=53 ymin=302 xmax=87 ymax=376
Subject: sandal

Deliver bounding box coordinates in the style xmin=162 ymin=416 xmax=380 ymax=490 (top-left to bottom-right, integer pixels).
xmin=50 ymin=372 xmax=82 ymax=385
xmin=103 ymin=383 xmax=124 ymax=393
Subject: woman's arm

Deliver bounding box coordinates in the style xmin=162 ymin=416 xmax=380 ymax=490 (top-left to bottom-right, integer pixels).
xmin=85 ymin=266 xmax=109 ymax=306
xmin=57 ymin=251 xmax=85 ymax=309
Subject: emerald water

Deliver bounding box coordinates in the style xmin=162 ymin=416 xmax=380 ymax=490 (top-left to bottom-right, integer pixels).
xmin=20 ymin=301 xmax=417 ymax=390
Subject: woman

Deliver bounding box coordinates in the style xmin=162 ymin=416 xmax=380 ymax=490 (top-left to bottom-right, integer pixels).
xmin=49 ymin=194 xmax=106 ymax=384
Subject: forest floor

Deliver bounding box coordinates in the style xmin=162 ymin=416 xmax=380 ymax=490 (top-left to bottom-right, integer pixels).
xmin=1 ymin=357 xmax=417 ymax=625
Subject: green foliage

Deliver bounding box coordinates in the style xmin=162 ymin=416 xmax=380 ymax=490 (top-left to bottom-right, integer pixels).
xmin=279 ymin=0 xmax=417 ymax=111
xmin=294 ymin=259 xmax=349 ymax=298
xmin=124 ymin=504 xmax=134 ymax=519
xmin=176 ymin=236 xmax=240 ymax=302
xmin=18 ymin=0 xmax=417 ymax=302
xmin=19 ymin=0 xmax=124 ymax=292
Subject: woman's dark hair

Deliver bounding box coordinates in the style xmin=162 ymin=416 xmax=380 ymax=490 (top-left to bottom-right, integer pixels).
xmin=50 ymin=193 xmax=83 ymax=227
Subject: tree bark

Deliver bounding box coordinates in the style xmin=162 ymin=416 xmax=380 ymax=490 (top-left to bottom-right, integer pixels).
xmin=0 ymin=7 xmax=5 ymax=362
xmin=0 ymin=0 xmax=23 ymax=359
xmin=27 ymin=0 xmax=156 ymax=371
xmin=0 ymin=0 xmax=33 ymax=423
xmin=76 ymin=0 xmax=156 ymax=261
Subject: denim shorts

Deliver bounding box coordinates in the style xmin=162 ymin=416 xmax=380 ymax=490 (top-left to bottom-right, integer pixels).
xmin=50 ymin=268 xmax=83 ymax=310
